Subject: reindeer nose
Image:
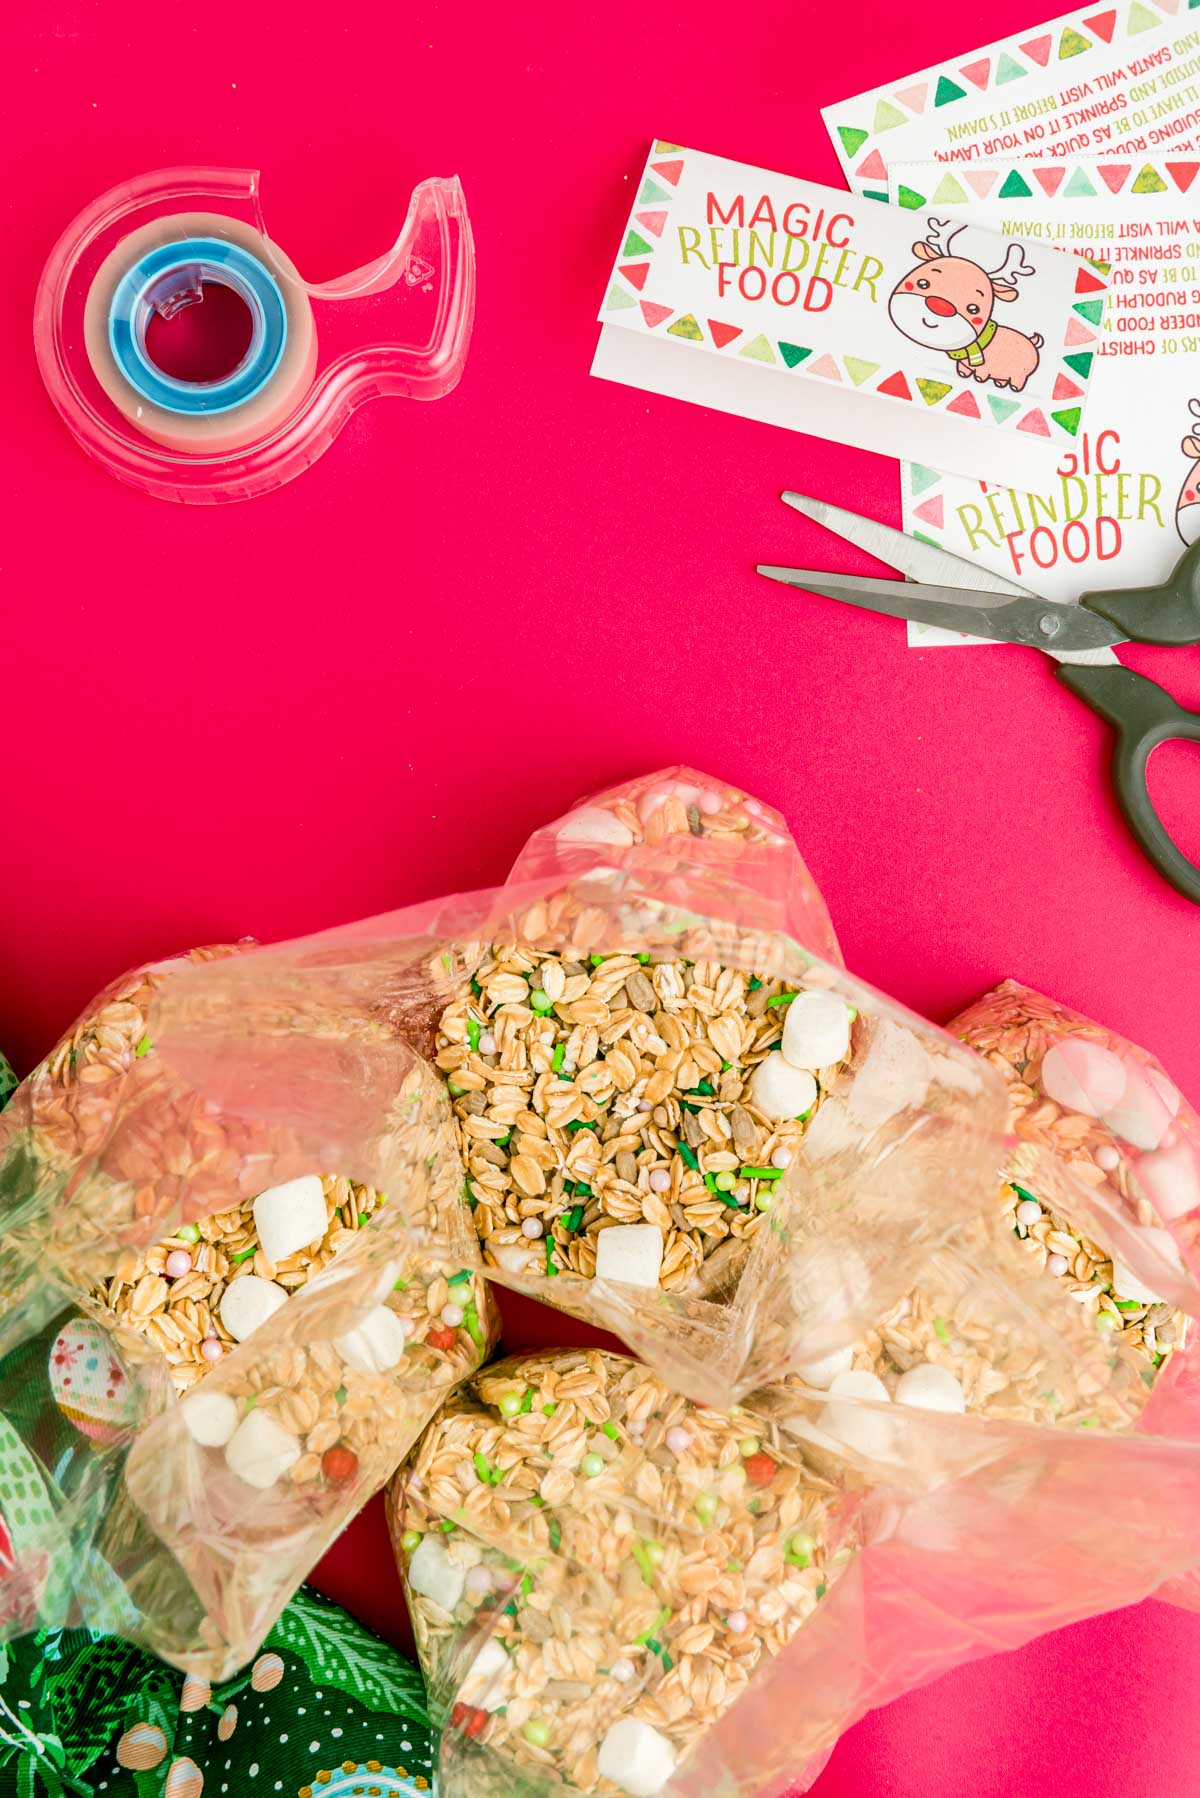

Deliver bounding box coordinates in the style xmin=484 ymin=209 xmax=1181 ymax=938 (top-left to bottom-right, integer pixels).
xmin=923 ymin=295 xmax=958 ymax=318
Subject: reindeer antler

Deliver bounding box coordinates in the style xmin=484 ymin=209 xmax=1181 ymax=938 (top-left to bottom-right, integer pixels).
xmin=922 ymin=216 xmax=967 ymax=257
xmin=987 ymin=243 xmax=1036 ymax=286
xmin=1189 ymin=399 xmax=1200 ymax=423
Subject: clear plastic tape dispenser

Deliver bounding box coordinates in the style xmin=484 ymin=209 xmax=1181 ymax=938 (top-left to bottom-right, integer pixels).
xmin=34 ymin=166 xmax=475 ymax=503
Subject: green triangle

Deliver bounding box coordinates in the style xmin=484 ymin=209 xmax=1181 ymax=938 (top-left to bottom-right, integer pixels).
xmin=1064 ymin=350 xmax=1094 ymax=379
xmin=1129 ymin=0 xmax=1158 ymax=30
xmin=654 ymin=140 xmax=684 ymax=152
xmin=897 ymin=185 xmax=928 ymax=210
xmin=874 ymin=99 xmax=907 ymax=131
xmin=932 ymin=172 xmax=970 ymax=203
xmin=997 ymin=50 xmax=1027 ymax=83
xmin=739 ymin=333 xmax=776 ymax=365
xmin=916 ymin=378 xmax=952 ymax=405
xmin=778 ymin=342 xmax=813 ymax=368
xmin=1051 ymin=406 xmax=1082 ymax=435
xmin=605 ymin=284 xmax=637 ymax=311
xmin=837 ymin=126 xmax=870 ymax=158
xmin=623 ymin=229 xmax=653 ymax=257
xmin=935 ymin=74 xmax=967 ymax=105
xmin=1059 ymin=25 xmax=1092 ymax=56
xmin=1073 ymin=298 xmax=1105 ymax=324
xmin=638 ymin=177 xmax=672 ymax=204
xmin=864 ymin=190 xmax=890 ymax=203
xmin=988 ymin=394 xmax=1021 ymax=423
xmin=666 ymin=313 xmax=703 ymax=341
xmin=1063 ymin=166 xmax=1097 ymax=197
xmin=999 ymin=169 xmax=1034 ymax=198
xmin=1132 ymin=163 xmax=1168 ymax=193
xmin=909 ymin=464 xmax=941 ymax=496
xmin=845 ymin=356 xmax=880 ymax=386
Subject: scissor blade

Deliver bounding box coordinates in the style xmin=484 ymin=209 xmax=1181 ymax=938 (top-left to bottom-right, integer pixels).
xmin=781 ymin=490 xmax=1036 ymax=597
xmin=756 ymin=566 xmax=1128 ymax=654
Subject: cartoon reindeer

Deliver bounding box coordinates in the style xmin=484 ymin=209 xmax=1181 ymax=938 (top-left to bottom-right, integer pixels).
xmin=888 ymin=219 xmax=1044 ymax=392
xmin=1176 ymin=400 xmax=1200 ymax=545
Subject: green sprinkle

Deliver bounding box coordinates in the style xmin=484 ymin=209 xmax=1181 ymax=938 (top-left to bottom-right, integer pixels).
xmin=135 ymin=1036 xmax=152 ymax=1058
xmin=1097 ymin=1312 xmax=1118 ymax=1331
xmin=470 ymin=978 xmax=483 ymax=996
xmin=551 ymin=1043 xmax=566 ymax=1072
xmin=714 ymin=1171 xmax=737 ymax=1191
xmin=563 ymin=1205 xmax=584 ymax=1233
xmin=400 ymin=1529 xmax=422 ymax=1553
xmin=519 ymin=1387 xmax=534 ymax=1414
xmin=637 ymin=952 xmax=651 ymax=963
xmin=748 ymin=1498 xmax=760 ymax=1515
xmin=740 ymin=1166 xmax=784 ymax=1180
xmin=523 ymin=1719 xmax=550 ymax=1748
xmin=520 ymin=1573 xmax=533 ymax=1597
xmin=572 ymin=1182 xmax=592 ymax=1198
xmin=336 ymin=1386 xmax=348 ymax=1406
xmin=1114 ymin=1300 xmax=1141 ymax=1311
xmin=447 ymin=1268 xmax=472 ymax=1287
xmin=499 ymin=1392 xmax=523 ymax=1418
xmin=660 ymin=1651 xmax=674 ymax=1672
xmin=177 ymin=1222 xmax=201 ymax=1243
xmin=644 ymin=1638 xmax=661 ymax=1656
xmin=495 ymin=1129 xmax=512 ymax=1146
xmin=635 ymin=1606 xmax=672 ymax=1645
xmin=474 ymin=1450 xmax=493 ymax=1482
xmin=503 ymin=1601 xmax=517 ymax=1618
xmin=439 ymin=1520 xmax=455 ymax=1533
xmin=748 ymin=977 xmax=762 ymax=991
xmin=590 ymin=954 xmax=607 ymax=966
xmin=466 ymin=1018 xmax=481 ymax=1052
xmin=566 ymin=1120 xmax=597 ymax=1133
xmin=1011 ymin=1182 xmax=1042 ymax=1207
xmin=726 ymin=1558 xmax=743 ymax=1573
xmin=545 ymin=1241 xmax=558 ymax=1278
xmin=602 ymin=1421 xmax=620 ymax=1440
xmin=231 ymin=1246 xmax=257 ymax=1264
xmin=1078 ymin=1416 xmax=1100 ymax=1429
xmin=721 ymin=1060 xmax=732 ymax=1072
xmin=243 ymin=1395 xmax=257 ymax=1413
xmin=678 ymin=1143 xmax=699 ymax=1171
xmin=447 ymin=1079 xmax=467 ymax=1097
xmin=549 ymin=1519 xmax=562 ymax=1551
xmin=393 ymin=1276 xmax=410 ymax=1291
xmin=543 ymin=1402 xmax=557 ymax=1416
xmin=704 ymin=1172 xmax=718 ymax=1194
xmin=933 ymin=1316 xmax=950 ymax=1342
xmin=581 ymin=1453 xmax=605 ymax=1478
xmin=816 ymin=1581 xmax=827 ymax=1600
xmin=694 ymin=1490 xmax=719 ymax=1527
xmin=797 ymin=1107 xmax=813 ymax=1122
xmin=530 ymin=990 xmax=553 ymax=1014
xmin=766 ymin=992 xmax=796 ymax=1009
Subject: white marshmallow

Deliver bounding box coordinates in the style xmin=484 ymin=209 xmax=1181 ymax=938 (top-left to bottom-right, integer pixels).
xmin=219 ymin=1275 xmax=289 ymax=1343
xmin=782 ymin=990 xmax=853 ymax=1072
xmin=894 ymin=1363 xmax=966 ymax=1415
xmin=597 ymin=1717 xmax=677 ymax=1798
xmin=1040 ymin=1040 xmax=1127 ymax=1119
xmin=594 ymin=1223 xmax=664 ymax=1289
xmin=750 ymin=1052 xmax=818 ymax=1122
xmin=181 ymin=1388 xmax=239 ymax=1448
xmin=821 ymin=1369 xmax=894 ymax=1461
xmin=1134 ymin=1142 xmax=1200 ymax=1223
xmin=224 ymin=1409 xmax=301 ymax=1489
xmin=1103 ymin=1064 xmax=1181 ymax=1152
xmin=488 ymin=1241 xmax=540 ymax=1277
xmin=408 ymin=1534 xmax=466 ymax=1611
xmin=458 ymin=1637 xmax=510 ymax=1712
xmin=557 ymin=806 xmax=634 ymax=848
xmin=335 ymin=1305 xmax=410 ymax=1374
xmin=252 ymin=1176 xmax=328 ymax=1267
xmin=791 ymin=1342 xmax=856 ymax=1391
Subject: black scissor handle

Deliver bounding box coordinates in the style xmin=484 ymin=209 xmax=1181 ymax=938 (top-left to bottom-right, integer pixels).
xmin=1056 ymin=663 xmax=1200 ymax=904
xmin=1079 ymin=538 xmax=1200 ymax=646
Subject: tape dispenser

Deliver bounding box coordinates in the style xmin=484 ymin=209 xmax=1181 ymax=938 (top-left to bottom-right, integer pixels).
xmin=34 ymin=166 xmax=475 ymax=503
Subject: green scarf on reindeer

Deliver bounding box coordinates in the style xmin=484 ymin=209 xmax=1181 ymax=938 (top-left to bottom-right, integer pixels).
xmin=945 ymin=317 xmax=997 ymax=368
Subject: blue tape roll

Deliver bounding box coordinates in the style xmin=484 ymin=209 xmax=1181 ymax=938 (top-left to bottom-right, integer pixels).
xmin=107 ymin=237 xmax=288 ymax=417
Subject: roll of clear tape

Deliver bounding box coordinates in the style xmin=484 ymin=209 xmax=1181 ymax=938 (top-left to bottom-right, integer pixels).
xmin=83 ymin=212 xmax=317 ymax=454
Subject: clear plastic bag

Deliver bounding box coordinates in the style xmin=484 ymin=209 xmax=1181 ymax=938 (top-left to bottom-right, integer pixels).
xmin=0 ymin=945 xmax=497 ymax=1676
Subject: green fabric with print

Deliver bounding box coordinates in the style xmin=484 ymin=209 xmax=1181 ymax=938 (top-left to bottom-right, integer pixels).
xmin=0 ymin=1586 xmax=437 ymax=1797
xmin=0 ymin=1048 xmax=16 ymax=1112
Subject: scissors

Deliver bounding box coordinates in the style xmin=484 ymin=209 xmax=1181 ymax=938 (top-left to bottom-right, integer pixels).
xmin=758 ymin=491 xmax=1200 ymax=905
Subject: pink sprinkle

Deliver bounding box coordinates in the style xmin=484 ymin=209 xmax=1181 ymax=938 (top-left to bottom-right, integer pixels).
xmin=479 ymin=1033 xmax=497 ymax=1056
xmin=464 ymin=1565 xmax=493 ymax=1597
xmin=649 ymin=1169 xmax=671 ymax=1193
xmin=609 ymin=1658 xmax=635 ymax=1683
xmin=165 ymin=1249 xmax=193 ymax=1279
xmin=440 ymin=1304 xmax=464 ymax=1328
xmin=727 ymin=1610 xmax=748 ymax=1634
xmin=522 ymin=1217 xmax=544 ymax=1239
xmin=1095 ymin=1146 xmax=1120 ymax=1171
xmin=666 ymin=1426 xmax=691 ymax=1456
xmin=699 ymin=791 xmax=722 ymax=816
xmin=201 ymin=1337 xmax=224 ymax=1363
xmin=637 ymin=1099 xmax=653 ymax=1113
xmin=1046 ymin=1253 xmax=1069 ymax=1278
xmin=771 ymin=1147 xmax=793 ymax=1170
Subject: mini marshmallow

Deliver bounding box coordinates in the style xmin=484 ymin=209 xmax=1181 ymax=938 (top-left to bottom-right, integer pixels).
xmin=894 ymin=1363 xmax=966 ymax=1414
xmin=335 ymin=1304 xmax=410 ymax=1374
xmin=791 ymin=1342 xmax=856 ymax=1391
xmin=457 ymin=1637 xmax=510 ymax=1713
xmin=219 ymin=1275 xmax=289 ymax=1343
xmin=252 ymin=1175 xmax=328 ymax=1267
xmin=597 ymin=1717 xmax=677 ymax=1798
xmin=408 ymin=1534 xmax=466 ymax=1611
xmin=557 ymin=806 xmax=634 ymax=848
xmin=224 ymin=1409 xmax=301 ymax=1490
xmin=1134 ymin=1142 xmax=1200 ymax=1223
xmin=488 ymin=1241 xmax=540 ymax=1276
xmin=820 ymin=1369 xmax=894 ymax=1462
xmin=1103 ymin=1064 xmax=1181 ymax=1152
xmin=782 ymin=989 xmax=853 ymax=1072
xmin=594 ymin=1223 xmax=664 ymax=1289
xmin=1040 ymin=1040 xmax=1127 ymax=1120
xmin=181 ymin=1388 xmax=239 ymax=1448
xmin=750 ymin=1051 xmax=818 ymax=1122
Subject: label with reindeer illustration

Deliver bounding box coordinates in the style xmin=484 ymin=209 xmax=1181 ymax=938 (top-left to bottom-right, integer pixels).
xmin=593 ymin=142 xmax=1111 ymax=488
xmin=889 ymin=155 xmax=1200 ymax=649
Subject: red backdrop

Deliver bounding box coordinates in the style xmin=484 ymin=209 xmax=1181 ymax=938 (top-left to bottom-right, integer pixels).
xmin=4 ymin=1 xmax=1199 ymax=1792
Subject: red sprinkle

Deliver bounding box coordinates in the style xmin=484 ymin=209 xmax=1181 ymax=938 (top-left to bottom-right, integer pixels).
xmin=743 ymin=1453 xmax=777 ymax=1489
xmin=321 ymin=1446 xmax=359 ymax=1486
xmin=426 ymin=1326 xmax=457 ymax=1351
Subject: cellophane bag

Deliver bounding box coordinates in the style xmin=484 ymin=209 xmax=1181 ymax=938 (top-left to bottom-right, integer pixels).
xmin=0 ymin=943 xmax=497 ymax=1676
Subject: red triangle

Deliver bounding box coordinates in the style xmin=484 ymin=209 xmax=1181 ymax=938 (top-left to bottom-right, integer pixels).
xmin=946 ymin=389 xmax=980 ymax=418
xmin=651 ymin=159 xmax=684 ymax=185
xmin=1097 ymin=163 xmax=1130 ymax=193
xmin=707 ymin=319 xmax=743 ymax=349
xmin=1021 ymin=33 xmax=1052 ymax=63
xmin=1084 ymin=9 xmax=1116 ymax=39
xmin=640 ymin=301 xmax=673 ymax=329
xmin=620 ymin=262 xmax=650 ymax=290
xmin=856 ymin=149 xmax=888 ymax=181
xmin=636 ymin=210 xmax=667 ymax=237
xmin=1075 ymin=267 xmax=1107 ymax=294
xmin=1033 ymin=166 xmax=1066 ymax=195
xmin=1053 ymin=372 xmax=1084 ymax=401
xmin=877 ymin=370 xmax=912 ymax=401
xmin=961 ymin=57 xmax=991 ymax=87
xmin=1168 ymin=161 xmax=1200 ymax=191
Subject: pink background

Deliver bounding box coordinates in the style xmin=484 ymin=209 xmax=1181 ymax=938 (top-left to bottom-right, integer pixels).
xmin=4 ymin=0 xmax=1200 ymax=1790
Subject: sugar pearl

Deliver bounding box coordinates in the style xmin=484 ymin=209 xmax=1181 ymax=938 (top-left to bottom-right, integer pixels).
xmin=201 ymin=1337 xmax=224 ymax=1363
xmin=726 ymin=1610 xmax=748 ymax=1634
xmin=464 ymin=1564 xmax=494 ymax=1598
xmin=1095 ymin=1146 xmax=1121 ymax=1171
xmin=478 ymin=1033 xmax=497 ymax=1055
xmin=699 ymin=791 xmax=722 ymax=815
xmin=1046 ymin=1253 xmax=1069 ymax=1278
xmin=648 ymin=1169 xmax=671 ymax=1193
xmin=521 ymin=1217 xmax=544 ymax=1241
xmin=1015 ymin=1199 xmax=1041 ymax=1227
xmin=165 ymin=1249 xmax=192 ymax=1279
xmin=440 ymin=1304 xmax=464 ymax=1328
xmin=771 ymin=1146 xmax=793 ymax=1169
xmin=665 ymin=1426 xmax=691 ymax=1456
xmin=609 ymin=1658 xmax=635 ymax=1683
